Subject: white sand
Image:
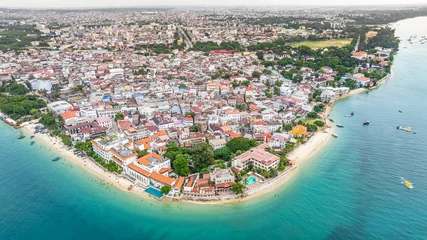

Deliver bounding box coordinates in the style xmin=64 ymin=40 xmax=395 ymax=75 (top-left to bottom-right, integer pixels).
xmin=21 ymin=124 xmax=155 ymax=200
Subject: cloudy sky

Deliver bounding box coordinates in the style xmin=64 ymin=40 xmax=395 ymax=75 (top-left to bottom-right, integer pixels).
xmin=2 ymin=0 xmax=427 ymax=8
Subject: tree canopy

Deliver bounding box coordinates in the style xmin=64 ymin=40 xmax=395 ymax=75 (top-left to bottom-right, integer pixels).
xmin=192 ymin=143 xmax=214 ymax=172
xmin=173 ymin=154 xmax=190 ymax=176
xmin=231 ymin=183 xmax=245 ymax=195
xmin=226 ymin=138 xmax=258 ymax=153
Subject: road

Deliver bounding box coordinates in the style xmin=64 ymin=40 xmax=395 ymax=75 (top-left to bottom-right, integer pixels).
xmin=177 ymin=25 xmax=193 ymax=51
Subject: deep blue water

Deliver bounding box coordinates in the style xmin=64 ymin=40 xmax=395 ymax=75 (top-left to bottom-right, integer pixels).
xmin=1 ymin=17 xmax=427 ymax=240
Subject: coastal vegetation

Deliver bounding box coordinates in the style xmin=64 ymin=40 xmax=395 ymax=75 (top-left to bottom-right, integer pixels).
xmin=231 ymin=183 xmax=245 ymax=195
xmin=160 ymin=186 xmax=171 ymax=195
xmin=75 ymin=141 xmax=123 ymax=174
xmin=0 ymin=94 xmax=46 ymax=120
xmin=0 ymin=81 xmax=46 ymax=121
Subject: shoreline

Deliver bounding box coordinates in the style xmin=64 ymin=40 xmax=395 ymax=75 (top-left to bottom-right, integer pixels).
xmin=12 ymin=87 xmax=367 ymax=205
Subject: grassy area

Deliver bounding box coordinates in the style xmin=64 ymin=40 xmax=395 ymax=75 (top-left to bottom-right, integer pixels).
xmin=290 ymin=38 xmax=352 ymax=49
xmin=366 ymin=31 xmax=378 ymax=39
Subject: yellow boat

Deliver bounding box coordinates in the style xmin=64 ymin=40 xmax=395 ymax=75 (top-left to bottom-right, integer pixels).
xmin=403 ymin=179 xmax=413 ymax=189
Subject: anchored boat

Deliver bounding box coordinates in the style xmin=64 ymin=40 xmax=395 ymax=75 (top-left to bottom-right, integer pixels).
xmin=332 ymin=133 xmax=338 ymax=138
xmin=363 ymin=121 xmax=370 ymax=126
xmin=336 ymin=124 xmax=344 ymax=128
xmin=52 ymin=156 xmax=61 ymax=162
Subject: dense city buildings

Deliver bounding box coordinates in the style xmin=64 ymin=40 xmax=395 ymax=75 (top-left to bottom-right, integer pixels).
xmin=0 ymin=6 xmax=402 ymax=200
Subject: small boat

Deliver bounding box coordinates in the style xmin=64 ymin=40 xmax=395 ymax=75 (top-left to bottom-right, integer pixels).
xmin=336 ymin=124 xmax=344 ymax=128
xmin=401 ymin=178 xmax=413 ymax=189
xmin=363 ymin=121 xmax=370 ymax=126
xmin=351 ymin=111 xmax=354 ymax=116
xmin=30 ymin=141 xmax=35 ymax=145
xmin=398 ymin=110 xmax=402 ymax=113
xmin=17 ymin=134 xmax=25 ymax=139
xmin=30 ymin=135 xmax=35 ymax=139
xmin=397 ymin=126 xmax=411 ymax=132
xmin=329 ymin=118 xmax=335 ymax=122
xmin=413 ymin=132 xmax=417 ymax=134
xmin=332 ymin=133 xmax=338 ymax=138
xmin=52 ymin=156 xmax=61 ymax=162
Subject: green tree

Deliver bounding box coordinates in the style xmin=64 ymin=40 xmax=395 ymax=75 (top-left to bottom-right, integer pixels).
xmin=307 ymin=124 xmax=318 ymax=132
xmin=252 ymin=71 xmax=261 ymax=79
xmin=283 ymin=124 xmax=293 ymax=132
xmin=163 ymin=142 xmax=182 ymax=162
xmin=114 ymin=112 xmax=124 ymax=122
xmin=214 ymin=146 xmax=232 ymax=161
xmin=226 ymin=138 xmax=258 ymax=153
xmin=307 ymin=112 xmax=318 ymax=119
xmin=192 ymin=143 xmax=214 ymax=172
xmin=313 ymin=120 xmax=325 ymax=127
xmin=60 ymin=134 xmax=72 ymax=146
xmin=189 ymin=125 xmax=201 ymax=132
xmin=160 ymin=185 xmax=171 ymax=195
xmin=137 ymin=149 xmax=149 ymax=158
xmin=231 ymin=183 xmax=245 ymax=195
xmin=313 ymin=104 xmax=325 ymax=113
xmin=173 ymin=154 xmax=190 ymax=176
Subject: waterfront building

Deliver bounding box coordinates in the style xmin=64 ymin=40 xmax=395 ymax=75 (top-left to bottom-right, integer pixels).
xmin=231 ymin=143 xmax=280 ymax=171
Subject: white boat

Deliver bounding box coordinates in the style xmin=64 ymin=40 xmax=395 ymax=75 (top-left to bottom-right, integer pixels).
xmin=397 ymin=126 xmax=411 ymax=132
xmin=332 ymin=133 xmax=338 ymax=138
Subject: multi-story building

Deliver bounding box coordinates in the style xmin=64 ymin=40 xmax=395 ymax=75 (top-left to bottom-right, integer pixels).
xmin=232 ymin=143 xmax=280 ymax=170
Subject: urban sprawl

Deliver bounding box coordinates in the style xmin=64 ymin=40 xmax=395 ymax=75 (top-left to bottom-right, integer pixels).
xmin=0 ymin=6 xmax=408 ymax=200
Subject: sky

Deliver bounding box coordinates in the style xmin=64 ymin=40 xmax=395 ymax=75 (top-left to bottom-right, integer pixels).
xmin=1 ymin=0 xmax=427 ymax=9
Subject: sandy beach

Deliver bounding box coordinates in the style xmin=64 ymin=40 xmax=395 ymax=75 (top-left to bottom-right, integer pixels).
xmin=20 ymin=123 xmax=157 ymax=200
xmin=18 ymin=107 xmax=334 ymax=205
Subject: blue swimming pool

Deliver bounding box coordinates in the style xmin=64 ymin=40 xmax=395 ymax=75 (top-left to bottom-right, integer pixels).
xmin=246 ymin=177 xmax=256 ymax=185
xmin=145 ymin=187 xmax=163 ymax=198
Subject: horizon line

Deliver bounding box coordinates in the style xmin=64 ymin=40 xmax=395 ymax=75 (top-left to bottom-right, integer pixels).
xmin=1 ymin=3 xmax=427 ymax=10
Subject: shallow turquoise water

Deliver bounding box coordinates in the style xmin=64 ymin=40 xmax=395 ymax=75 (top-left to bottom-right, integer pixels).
xmin=1 ymin=17 xmax=427 ymax=240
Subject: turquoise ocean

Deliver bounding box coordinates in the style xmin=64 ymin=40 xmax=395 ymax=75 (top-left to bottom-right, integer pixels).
xmin=1 ymin=17 xmax=427 ymax=240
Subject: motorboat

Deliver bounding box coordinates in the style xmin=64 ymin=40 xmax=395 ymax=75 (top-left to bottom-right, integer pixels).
xmin=336 ymin=124 xmax=344 ymax=128
xmin=329 ymin=118 xmax=335 ymax=122
xmin=397 ymin=126 xmax=411 ymax=132
xmin=52 ymin=156 xmax=61 ymax=162
xmin=363 ymin=121 xmax=370 ymax=126
xmin=332 ymin=133 xmax=338 ymax=138
xmin=401 ymin=178 xmax=413 ymax=189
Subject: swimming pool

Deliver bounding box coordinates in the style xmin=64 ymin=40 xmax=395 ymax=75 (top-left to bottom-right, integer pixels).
xmin=145 ymin=187 xmax=163 ymax=198
xmin=246 ymin=177 xmax=256 ymax=185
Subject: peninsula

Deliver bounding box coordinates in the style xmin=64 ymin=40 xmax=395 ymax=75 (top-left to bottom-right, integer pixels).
xmin=0 ymin=6 xmax=403 ymax=203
